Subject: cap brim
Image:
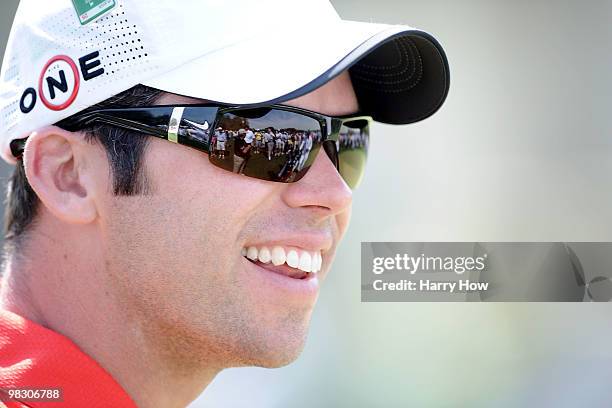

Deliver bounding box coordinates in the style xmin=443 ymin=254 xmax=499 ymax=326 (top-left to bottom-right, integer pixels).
xmin=142 ymin=20 xmax=449 ymax=125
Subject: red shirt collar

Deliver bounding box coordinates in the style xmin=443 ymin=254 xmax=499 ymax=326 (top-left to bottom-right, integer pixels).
xmin=0 ymin=309 xmax=138 ymax=407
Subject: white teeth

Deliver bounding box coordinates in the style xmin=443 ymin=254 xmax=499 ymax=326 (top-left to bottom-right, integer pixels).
xmin=286 ymin=250 xmax=299 ymax=268
xmin=258 ymin=247 xmax=271 ymax=264
xmin=298 ymin=251 xmax=312 ymax=272
xmin=271 ymin=246 xmax=286 ymax=266
xmin=246 ymin=246 xmax=258 ymax=261
xmin=243 ymin=245 xmax=322 ymax=274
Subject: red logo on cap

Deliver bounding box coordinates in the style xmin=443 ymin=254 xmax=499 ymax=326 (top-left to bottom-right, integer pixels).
xmin=38 ymin=55 xmax=80 ymax=111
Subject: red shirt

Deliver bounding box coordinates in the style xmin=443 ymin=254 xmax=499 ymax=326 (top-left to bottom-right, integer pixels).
xmin=0 ymin=309 xmax=137 ymax=407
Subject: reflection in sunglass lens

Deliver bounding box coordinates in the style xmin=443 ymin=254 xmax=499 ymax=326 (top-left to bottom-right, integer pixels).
xmin=337 ymin=119 xmax=369 ymax=189
xmin=209 ymin=109 xmax=323 ymax=183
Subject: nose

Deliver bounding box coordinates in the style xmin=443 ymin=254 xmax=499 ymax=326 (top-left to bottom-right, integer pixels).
xmin=281 ymin=146 xmax=352 ymax=215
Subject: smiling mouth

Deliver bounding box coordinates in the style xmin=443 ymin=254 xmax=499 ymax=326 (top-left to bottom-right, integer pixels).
xmin=245 ymin=258 xmax=315 ymax=279
xmin=241 ymin=245 xmax=322 ymax=280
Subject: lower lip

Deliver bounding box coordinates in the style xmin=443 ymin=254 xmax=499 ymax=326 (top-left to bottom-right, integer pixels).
xmin=241 ymin=256 xmax=320 ymax=298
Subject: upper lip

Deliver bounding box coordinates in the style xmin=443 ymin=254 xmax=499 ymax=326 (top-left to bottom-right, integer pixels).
xmin=243 ymin=232 xmax=333 ymax=254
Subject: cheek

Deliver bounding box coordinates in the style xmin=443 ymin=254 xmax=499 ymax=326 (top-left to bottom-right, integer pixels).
xmin=100 ymin=141 xmax=279 ymax=302
xmin=145 ymin=139 xmax=280 ymax=245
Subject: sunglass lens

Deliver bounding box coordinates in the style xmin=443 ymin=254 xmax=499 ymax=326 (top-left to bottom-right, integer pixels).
xmin=337 ymin=119 xmax=369 ymax=189
xmin=209 ymin=109 xmax=322 ymax=183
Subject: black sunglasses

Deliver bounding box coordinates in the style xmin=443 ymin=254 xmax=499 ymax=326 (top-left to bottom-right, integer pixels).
xmin=11 ymin=103 xmax=371 ymax=189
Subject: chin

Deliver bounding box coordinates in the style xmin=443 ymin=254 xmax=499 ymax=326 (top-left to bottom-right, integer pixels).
xmin=229 ymin=326 xmax=311 ymax=369
xmin=251 ymin=340 xmax=308 ymax=369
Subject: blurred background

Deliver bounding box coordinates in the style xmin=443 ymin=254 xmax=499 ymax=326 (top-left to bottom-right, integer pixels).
xmin=2 ymin=0 xmax=612 ymax=407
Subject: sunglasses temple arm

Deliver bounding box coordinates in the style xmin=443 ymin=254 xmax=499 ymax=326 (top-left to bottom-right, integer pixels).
xmin=82 ymin=114 xmax=171 ymax=139
xmin=92 ymin=114 xmax=218 ymax=154
xmin=9 ymin=109 xmax=195 ymax=159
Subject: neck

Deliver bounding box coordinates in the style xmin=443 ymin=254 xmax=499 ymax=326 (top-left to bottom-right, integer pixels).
xmin=0 ymin=223 xmax=220 ymax=408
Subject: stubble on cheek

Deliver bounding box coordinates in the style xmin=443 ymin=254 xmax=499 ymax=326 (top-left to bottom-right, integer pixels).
xmin=100 ymin=194 xmax=295 ymax=370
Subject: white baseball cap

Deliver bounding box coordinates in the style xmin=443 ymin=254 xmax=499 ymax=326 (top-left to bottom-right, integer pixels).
xmin=0 ymin=0 xmax=450 ymax=164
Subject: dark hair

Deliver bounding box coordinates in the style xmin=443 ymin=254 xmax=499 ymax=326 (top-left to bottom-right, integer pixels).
xmin=3 ymin=84 xmax=164 ymax=253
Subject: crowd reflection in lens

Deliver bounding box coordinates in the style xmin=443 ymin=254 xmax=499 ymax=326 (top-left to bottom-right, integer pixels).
xmin=210 ymin=121 xmax=368 ymax=181
xmin=339 ymin=124 xmax=369 ymax=151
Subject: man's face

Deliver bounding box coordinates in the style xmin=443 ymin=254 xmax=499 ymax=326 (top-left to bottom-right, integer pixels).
xmin=96 ymin=72 xmax=358 ymax=369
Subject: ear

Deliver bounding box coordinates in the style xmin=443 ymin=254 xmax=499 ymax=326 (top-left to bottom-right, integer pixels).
xmin=22 ymin=125 xmax=99 ymax=224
